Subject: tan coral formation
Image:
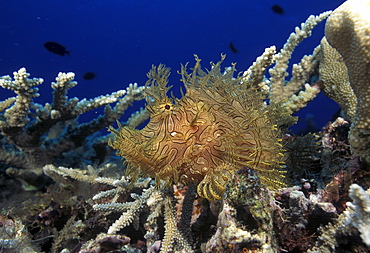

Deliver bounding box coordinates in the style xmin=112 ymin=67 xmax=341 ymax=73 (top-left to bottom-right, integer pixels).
xmin=318 ymin=37 xmax=357 ymax=122
xmin=324 ymin=0 xmax=370 ymax=161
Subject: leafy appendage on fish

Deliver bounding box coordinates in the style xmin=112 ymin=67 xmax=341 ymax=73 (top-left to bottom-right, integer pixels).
xmin=109 ymin=55 xmax=287 ymax=201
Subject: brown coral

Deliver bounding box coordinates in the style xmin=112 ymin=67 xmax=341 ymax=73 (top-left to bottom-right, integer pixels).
xmin=109 ymin=55 xmax=287 ymax=201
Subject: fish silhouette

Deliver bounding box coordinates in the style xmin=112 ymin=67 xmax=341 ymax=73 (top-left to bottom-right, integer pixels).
xmin=83 ymin=72 xmax=97 ymax=80
xmin=44 ymin=41 xmax=70 ymax=56
xmin=271 ymin=4 xmax=285 ymax=15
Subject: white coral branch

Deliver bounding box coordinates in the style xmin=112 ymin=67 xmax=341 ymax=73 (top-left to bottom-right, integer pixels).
xmin=269 ymin=11 xmax=332 ymax=104
xmin=0 ymin=68 xmax=42 ymax=127
xmin=309 ymin=184 xmax=370 ymax=252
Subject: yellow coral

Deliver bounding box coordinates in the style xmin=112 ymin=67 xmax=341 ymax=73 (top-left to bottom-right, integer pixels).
xmin=109 ymin=55 xmax=288 ymax=201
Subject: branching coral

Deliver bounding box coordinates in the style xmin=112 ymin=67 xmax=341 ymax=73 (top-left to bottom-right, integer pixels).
xmin=309 ymin=184 xmax=370 ymax=252
xmin=92 ymin=177 xmax=194 ymax=252
xmin=44 ymin=163 xmax=195 ymax=252
xmin=0 ymin=68 xmax=146 ymax=186
xmin=267 ymin=11 xmax=331 ymax=114
xmin=0 ymin=68 xmax=42 ymax=128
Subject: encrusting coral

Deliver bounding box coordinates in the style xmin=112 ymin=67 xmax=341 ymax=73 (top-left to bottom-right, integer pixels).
xmin=206 ymin=168 xmax=278 ymax=252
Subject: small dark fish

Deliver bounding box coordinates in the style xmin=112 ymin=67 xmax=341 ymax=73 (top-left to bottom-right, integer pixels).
xmin=271 ymin=4 xmax=285 ymax=15
xmin=43 ymin=41 xmax=70 ymax=56
xmin=229 ymin=42 xmax=239 ymax=54
xmin=83 ymin=72 xmax=97 ymax=80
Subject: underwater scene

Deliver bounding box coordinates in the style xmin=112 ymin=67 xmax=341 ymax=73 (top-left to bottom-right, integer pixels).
xmin=1 ymin=0 xmax=369 ymax=252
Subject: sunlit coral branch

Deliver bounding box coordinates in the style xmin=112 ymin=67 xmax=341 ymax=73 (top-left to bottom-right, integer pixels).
xmin=0 ymin=97 xmax=16 ymax=114
xmin=241 ymin=45 xmax=276 ymax=95
xmin=46 ymin=71 xmax=137 ymax=121
xmin=268 ymin=11 xmax=331 ymax=112
xmin=239 ymin=11 xmax=331 ymax=116
xmin=43 ymin=164 xmax=98 ymax=184
xmin=0 ymin=67 xmax=42 ymax=127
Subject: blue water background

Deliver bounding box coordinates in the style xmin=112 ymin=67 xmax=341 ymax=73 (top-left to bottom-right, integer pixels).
xmin=0 ymin=0 xmax=344 ymax=134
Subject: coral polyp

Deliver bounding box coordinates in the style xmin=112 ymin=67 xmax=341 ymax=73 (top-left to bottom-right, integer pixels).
xmin=109 ymin=55 xmax=287 ymax=200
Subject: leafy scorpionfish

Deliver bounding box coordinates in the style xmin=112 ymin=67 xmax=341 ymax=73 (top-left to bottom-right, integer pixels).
xmin=109 ymin=55 xmax=287 ymax=201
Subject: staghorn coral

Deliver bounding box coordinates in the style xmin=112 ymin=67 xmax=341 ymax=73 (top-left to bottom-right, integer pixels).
xmin=0 ymin=68 xmax=42 ymax=128
xmin=0 ymin=68 xmax=146 ymax=186
xmin=44 ymin=163 xmax=195 ymax=252
xmin=238 ymin=12 xmax=331 ymax=118
xmin=324 ymin=0 xmax=370 ymax=162
xmin=267 ymin=11 xmax=332 ymax=114
xmin=109 ymin=55 xmax=290 ymax=201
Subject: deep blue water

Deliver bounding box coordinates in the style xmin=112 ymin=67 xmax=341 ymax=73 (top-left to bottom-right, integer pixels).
xmin=0 ymin=0 xmax=344 ymax=133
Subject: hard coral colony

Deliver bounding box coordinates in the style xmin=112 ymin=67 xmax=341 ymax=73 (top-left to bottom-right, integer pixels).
xmin=109 ymin=55 xmax=287 ymax=201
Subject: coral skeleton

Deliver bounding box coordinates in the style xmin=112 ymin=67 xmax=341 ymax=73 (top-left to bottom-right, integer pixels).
xmin=0 ymin=214 xmax=38 ymax=253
